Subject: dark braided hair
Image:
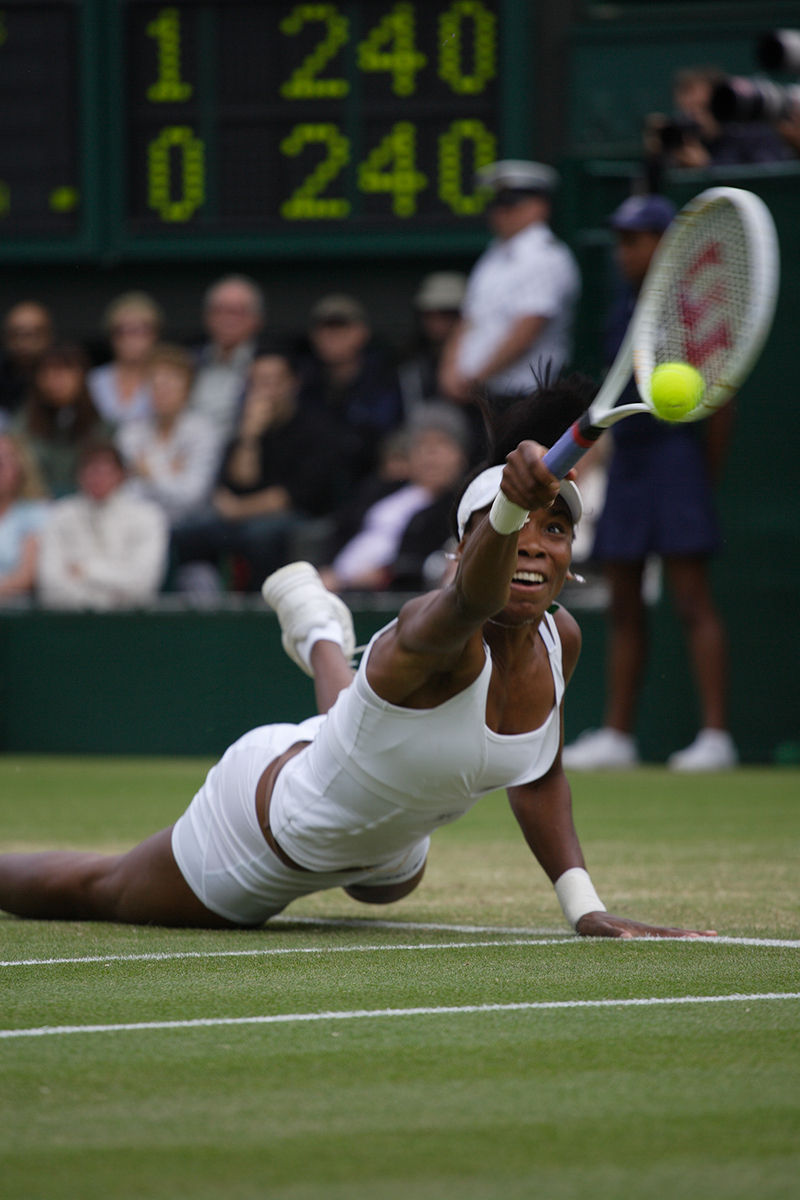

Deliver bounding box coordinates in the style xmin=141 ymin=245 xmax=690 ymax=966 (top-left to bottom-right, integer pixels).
xmin=450 ymin=370 xmax=598 ymax=537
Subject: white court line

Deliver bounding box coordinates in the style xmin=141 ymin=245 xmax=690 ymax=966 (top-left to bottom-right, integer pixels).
xmin=1 ymin=933 xmax=797 ymax=970
xmin=2 ymin=992 xmax=799 ymax=1041
xmin=1 ymin=939 xmax=574 ymax=968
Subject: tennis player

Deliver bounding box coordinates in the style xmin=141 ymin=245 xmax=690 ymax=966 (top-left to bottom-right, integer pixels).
xmin=0 ymin=382 xmax=716 ymax=938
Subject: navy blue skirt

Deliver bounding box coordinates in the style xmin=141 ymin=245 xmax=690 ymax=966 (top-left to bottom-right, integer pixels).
xmin=592 ymin=416 xmax=720 ymax=562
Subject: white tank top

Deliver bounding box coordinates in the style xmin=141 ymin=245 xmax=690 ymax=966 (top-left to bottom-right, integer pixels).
xmin=270 ymin=611 xmax=565 ymax=871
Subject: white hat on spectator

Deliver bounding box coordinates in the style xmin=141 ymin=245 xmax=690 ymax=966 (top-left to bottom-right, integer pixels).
xmin=414 ymin=272 xmax=468 ymax=312
xmin=476 ymin=160 xmax=560 ymax=196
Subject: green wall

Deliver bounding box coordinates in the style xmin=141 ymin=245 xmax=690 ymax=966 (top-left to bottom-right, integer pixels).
xmin=0 ymin=595 xmax=794 ymax=764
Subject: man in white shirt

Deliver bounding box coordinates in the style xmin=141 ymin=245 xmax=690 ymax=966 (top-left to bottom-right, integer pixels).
xmin=38 ymin=440 xmax=167 ymax=610
xmin=439 ymin=160 xmax=580 ymax=403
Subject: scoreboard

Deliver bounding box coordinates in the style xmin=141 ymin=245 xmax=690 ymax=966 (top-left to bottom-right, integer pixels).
xmin=0 ymin=0 xmax=534 ymax=260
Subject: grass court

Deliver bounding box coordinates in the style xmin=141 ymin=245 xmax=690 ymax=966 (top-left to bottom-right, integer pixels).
xmin=1 ymin=756 xmax=798 ymax=1199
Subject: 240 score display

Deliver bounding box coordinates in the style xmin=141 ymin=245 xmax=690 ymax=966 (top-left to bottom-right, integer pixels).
xmin=126 ymin=0 xmax=503 ymax=232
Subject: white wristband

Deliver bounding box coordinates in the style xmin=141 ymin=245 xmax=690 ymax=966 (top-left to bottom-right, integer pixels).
xmin=554 ymin=867 xmax=606 ymax=929
xmin=488 ymin=490 xmax=529 ymax=535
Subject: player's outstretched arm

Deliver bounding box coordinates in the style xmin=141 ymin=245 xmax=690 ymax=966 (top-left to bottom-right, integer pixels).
xmin=508 ymin=759 xmax=718 ymax=939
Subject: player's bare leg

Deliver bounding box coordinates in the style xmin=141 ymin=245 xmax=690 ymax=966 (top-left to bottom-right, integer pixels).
xmin=308 ymin=641 xmax=355 ymax=713
xmin=0 ymin=828 xmax=247 ymax=927
xmin=262 ymin=561 xmax=357 ymax=713
xmin=345 ymin=861 xmax=426 ymax=905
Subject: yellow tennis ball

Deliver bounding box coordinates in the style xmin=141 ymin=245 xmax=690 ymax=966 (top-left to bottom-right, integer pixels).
xmin=649 ymin=362 xmax=705 ymax=421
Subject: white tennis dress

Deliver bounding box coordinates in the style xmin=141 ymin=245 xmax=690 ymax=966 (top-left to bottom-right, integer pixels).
xmin=172 ymin=612 xmax=565 ymax=924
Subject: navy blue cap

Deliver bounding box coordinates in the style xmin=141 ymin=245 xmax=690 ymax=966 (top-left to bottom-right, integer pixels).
xmin=609 ymin=194 xmax=676 ymax=233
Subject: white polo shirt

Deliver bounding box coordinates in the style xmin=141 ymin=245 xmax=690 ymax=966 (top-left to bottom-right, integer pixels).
xmin=457 ymin=222 xmax=580 ymax=395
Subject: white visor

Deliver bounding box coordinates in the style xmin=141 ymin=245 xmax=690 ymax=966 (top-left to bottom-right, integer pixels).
xmin=456 ymin=464 xmax=582 ymax=539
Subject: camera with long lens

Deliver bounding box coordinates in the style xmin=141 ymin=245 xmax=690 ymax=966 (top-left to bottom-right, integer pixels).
xmin=711 ymin=77 xmax=800 ymax=123
xmin=710 ymin=29 xmax=800 ymax=123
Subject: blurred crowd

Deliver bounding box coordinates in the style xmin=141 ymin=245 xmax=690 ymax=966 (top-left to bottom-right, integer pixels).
xmin=0 ymin=269 xmax=496 ymax=610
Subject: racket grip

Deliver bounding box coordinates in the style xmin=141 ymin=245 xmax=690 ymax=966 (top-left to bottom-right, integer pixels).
xmin=543 ymin=421 xmax=602 ymax=479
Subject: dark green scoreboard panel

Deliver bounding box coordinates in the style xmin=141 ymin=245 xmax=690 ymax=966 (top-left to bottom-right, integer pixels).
xmin=0 ymin=0 xmax=534 ymax=260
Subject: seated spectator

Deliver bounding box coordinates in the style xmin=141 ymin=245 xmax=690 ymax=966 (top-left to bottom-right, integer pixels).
xmin=171 ymin=348 xmax=353 ymax=592
xmin=0 ymin=432 xmax=50 ymax=603
xmin=318 ymin=403 xmax=469 ymax=593
xmin=190 ymin=274 xmax=266 ymax=439
xmin=12 ymin=342 xmax=107 ymax=497
xmin=298 ymin=293 xmax=403 ymax=483
xmin=88 ymin=291 xmax=164 ymax=429
xmin=117 ymin=343 xmax=222 ymax=527
xmin=0 ymin=301 xmax=54 ymax=425
xmin=399 ymin=270 xmax=486 ymax=467
xmin=399 ymin=272 xmax=467 ymax=415
xmin=38 ymin=439 xmax=167 ymax=610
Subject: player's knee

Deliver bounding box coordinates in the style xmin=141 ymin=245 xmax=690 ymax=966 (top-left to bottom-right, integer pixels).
xmin=345 ymin=862 xmax=426 ymax=906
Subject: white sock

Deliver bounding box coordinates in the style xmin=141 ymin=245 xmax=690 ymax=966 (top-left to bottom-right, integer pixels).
xmin=297 ymin=619 xmax=346 ymax=671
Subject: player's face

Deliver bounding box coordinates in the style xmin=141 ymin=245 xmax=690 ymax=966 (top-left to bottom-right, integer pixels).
xmin=464 ymin=500 xmax=573 ymax=625
xmin=504 ymin=503 xmax=573 ymax=620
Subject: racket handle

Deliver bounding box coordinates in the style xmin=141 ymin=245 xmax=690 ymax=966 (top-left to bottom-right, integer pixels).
xmin=543 ymin=419 xmax=603 ymax=479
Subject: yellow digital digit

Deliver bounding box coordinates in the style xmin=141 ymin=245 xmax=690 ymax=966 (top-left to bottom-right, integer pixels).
xmin=145 ymin=7 xmax=192 ymax=102
xmin=438 ymin=118 xmax=496 ymax=214
xmin=280 ymin=124 xmax=350 ymax=219
xmin=357 ymin=122 xmax=427 ymax=217
xmin=356 ymin=3 xmax=426 ymax=97
xmin=439 ymin=0 xmax=496 ymax=95
xmin=280 ymin=5 xmax=349 ymax=99
xmin=147 ymin=127 xmax=205 ymax=222
xmin=49 ymin=187 xmax=79 ymax=213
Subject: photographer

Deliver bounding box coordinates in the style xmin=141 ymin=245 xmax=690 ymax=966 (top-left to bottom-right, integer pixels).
xmin=644 ymin=65 xmax=790 ymax=189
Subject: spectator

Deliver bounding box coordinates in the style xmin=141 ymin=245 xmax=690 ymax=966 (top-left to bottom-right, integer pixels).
xmin=189 ymin=274 xmax=266 ymax=438
xmin=299 ymin=293 xmax=404 ymax=483
xmin=562 ymin=194 xmax=738 ymax=772
xmin=318 ymin=403 xmax=470 ymax=593
xmin=399 ymin=271 xmax=467 ymax=414
xmin=12 ymin=342 xmax=106 ymax=497
xmin=88 ymin=292 xmax=163 ymax=429
xmin=171 ymin=348 xmax=353 ymax=592
xmin=399 ymin=270 xmax=485 ymax=467
xmin=0 ymin=432 xmax=50 ymax=602
xmin=38 ymin=439 xmax=167 ymax=610
xmin=439 ymin=160 xmax=580 ymax=407
xmin=117 ymin=343 xmax=222 ymax=527
xmin=643 ymin=65 xmax=790 ymax=188
xmin=0 ymin=301 xmax=54 ymax=424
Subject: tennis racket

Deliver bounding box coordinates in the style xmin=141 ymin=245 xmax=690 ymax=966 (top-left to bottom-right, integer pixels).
xmin=543 ymin=186 xmax=779 ymax=478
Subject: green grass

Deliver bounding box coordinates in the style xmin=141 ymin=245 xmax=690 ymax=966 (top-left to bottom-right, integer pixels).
xmin=1 ymin=757 xmax=798 ymax=1200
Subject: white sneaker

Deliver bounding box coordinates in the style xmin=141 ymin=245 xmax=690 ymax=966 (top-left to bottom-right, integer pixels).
xmin=562 ymin=727 xmax=639 ymax=769
xmin=261 ymin=562 xmax=356 ymax=677
xmin=668 ymin=729 xmax=738 ymax=772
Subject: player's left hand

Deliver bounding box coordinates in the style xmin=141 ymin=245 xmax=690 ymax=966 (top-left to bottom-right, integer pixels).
xmin=575 ymin=910 xmax=718 ymax=939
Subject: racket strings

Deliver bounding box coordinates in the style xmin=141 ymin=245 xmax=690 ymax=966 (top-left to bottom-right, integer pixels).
xmin=650 ymin=204 xmax=752 ymax=392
